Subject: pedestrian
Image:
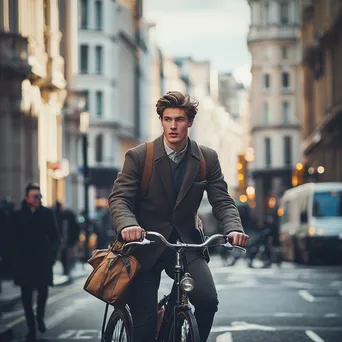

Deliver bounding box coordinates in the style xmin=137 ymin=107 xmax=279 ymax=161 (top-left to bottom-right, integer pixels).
xmin=109 ymin=91 xmax=249 ymax=342
xmin=0 ymin=197 xmax=14 ymax=279
xmin=10 ymin=183 xmax=61 ymax=342
xmin=54 ymin=201 xmax=80 ymax=276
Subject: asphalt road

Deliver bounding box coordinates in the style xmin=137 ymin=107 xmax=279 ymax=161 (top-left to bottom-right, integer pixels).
xmin=3 ymin=256 xmax=342 ymax=342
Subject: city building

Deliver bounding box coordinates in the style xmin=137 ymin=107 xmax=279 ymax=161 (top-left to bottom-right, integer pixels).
xmin=63 ymin=0 xmax=150 ymax=214
xmin=300 ymin=0 xmax=342 ymax=183
xmin=0 ymin=0 xmax=67 ymax=207
xmin=247 ymin=0 xmax=302 ymax=225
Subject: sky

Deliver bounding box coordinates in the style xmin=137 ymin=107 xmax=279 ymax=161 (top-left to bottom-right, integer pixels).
xmin=144 ymin=0 xmax=252 ymax=86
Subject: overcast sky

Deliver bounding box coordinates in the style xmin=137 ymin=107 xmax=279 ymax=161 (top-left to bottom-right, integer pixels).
xmin=144 ymin=0 xmax=252 ymax=85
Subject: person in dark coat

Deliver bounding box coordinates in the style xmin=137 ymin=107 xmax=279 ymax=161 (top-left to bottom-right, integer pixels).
xmin=11 ymin=183 xmax=60 ymax=342
xmin=54 ymin=201 xmax=80 ymax=276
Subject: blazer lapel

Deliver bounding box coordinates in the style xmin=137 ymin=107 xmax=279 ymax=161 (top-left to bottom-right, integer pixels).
xmin=154 ymin=136 xmax=176 ymax=207
xmin=175 ymin=140 xmax=200 ymax=209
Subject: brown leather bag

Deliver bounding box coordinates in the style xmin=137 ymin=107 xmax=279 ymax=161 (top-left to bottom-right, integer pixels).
xmin=83 ymin=239 xmax=140 ymax=305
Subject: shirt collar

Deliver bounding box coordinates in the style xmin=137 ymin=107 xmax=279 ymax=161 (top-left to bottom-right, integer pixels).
xmin=163 ymin=137 xmax=189 ymax=162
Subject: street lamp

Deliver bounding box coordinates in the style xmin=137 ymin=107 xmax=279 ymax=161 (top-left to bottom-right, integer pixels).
xmin=80 ymin=111 xmax=90 ymax=262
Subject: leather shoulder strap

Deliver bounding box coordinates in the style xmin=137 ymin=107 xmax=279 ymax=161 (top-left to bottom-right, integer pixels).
xmin=140 ymin=142 xmax=154 ymax=197
xmin=198 ymin=146 xmax=207 ymax=182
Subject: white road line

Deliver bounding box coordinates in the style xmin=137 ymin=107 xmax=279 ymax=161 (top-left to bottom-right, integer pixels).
xmin=298 ymin=290 xmax=315 ymax=302
xmin=305 ymin=330 xmax=325 ymax=342
xmin=274 ymin=312 xmax=304 ymax=317
xmin=324 ymin=313 xmax=339 ymax=318
xmin=211 ymin=322 xmax=276 ymax=332
xmin=329 ymin=281 xmax=342 ymax=287
xmin=216 ymin=332 xmax=233 ymax=342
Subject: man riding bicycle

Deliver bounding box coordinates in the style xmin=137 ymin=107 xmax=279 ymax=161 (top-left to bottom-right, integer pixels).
xmin=108 ymin=91 xmax=249 ymax=342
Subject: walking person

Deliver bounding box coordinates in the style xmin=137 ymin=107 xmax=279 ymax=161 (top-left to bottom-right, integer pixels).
xmin=54 ymin=201 xmax=80 ymax=277
xmin=109 ymin=91 xmax=249 ymax=342
xmin=10 ymin=183 xmax=60 ymax=341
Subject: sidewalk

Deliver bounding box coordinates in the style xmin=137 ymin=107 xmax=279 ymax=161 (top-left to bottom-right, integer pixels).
xmin=0 ymin=261 xmax=91 ymax=341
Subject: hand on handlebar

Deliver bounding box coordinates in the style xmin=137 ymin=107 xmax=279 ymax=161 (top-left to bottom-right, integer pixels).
xmin=121 ymin=226 xmax=145 ymax=242
xmin=226 ymin=231 xmax=249 ymax=247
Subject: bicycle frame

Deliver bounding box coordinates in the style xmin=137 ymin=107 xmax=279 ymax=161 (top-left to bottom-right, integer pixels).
xmin=123 ymin=232 xmax=246 ymax=342
xmin=156 ymin=246 xmax=192 ymax=342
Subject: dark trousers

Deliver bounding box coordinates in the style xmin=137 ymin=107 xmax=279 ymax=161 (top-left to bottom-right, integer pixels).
xmin=20 ymin=286 xmax=49 ymax=333
xmin=128 ymin=249 xmax=218 ymax=342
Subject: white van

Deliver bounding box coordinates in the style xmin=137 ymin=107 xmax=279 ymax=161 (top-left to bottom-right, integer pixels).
xmin=279 ymin=182 xmax=342 ymax=264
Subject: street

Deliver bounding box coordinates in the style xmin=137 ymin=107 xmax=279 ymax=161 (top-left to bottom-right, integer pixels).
xmin=2 ymin=256 xmax=342 ymax=342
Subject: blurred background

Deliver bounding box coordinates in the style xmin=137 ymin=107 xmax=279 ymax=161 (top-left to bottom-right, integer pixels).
xmin=0 ymin=0 xmax=342 ymax=267
xmin=0 ymin=1 xmax=342 ymax=341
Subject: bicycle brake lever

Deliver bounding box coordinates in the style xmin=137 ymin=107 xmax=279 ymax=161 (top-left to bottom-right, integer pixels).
xmin=220 ymin=243 xmax=246 ymax=253
xmin=220 ymin=242 xmax=233 ymax=250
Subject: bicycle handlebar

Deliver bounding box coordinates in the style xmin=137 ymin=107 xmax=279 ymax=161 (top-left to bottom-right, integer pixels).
xmin=123 ymin=231 xmax=246 ymax=253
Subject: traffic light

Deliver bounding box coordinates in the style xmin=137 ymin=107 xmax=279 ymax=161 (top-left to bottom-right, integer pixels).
xmin=237 ymin=154 xmax=246 ymax=192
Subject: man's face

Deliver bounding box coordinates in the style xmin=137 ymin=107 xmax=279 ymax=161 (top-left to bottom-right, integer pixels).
xmin=161 ymin=108 xmax=193 ymax=148
xmin=26 ymin=189 xmax=42 ymax=209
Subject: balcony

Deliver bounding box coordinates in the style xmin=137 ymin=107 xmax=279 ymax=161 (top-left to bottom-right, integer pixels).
xmin=0 ymin=32 xmax=30 ymax=77
xmin=251 ymin=120 xmax=301 ymax=133
xmin=247 ymin=25 xmax=299 ymax=43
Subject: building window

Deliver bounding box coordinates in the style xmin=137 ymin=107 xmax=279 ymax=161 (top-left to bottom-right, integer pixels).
xmin=265 ymin=137 xmax=271 ymax=167
xmin=80 ymin=0 xmax=88 ymax=29
xmin=80 ymin=45 xmax=88 ymax=74
xmin=281 ymin=46 xmax=288 ymax=59
xmin=265 ymin=3 xmax=270 ymax=24
xmin=284 ymin=136 xmax=292 ymax=166
xmin=96 ymin=91 xmax=103 ymax=116
xmin=280 ymin=2 xmax=289 ymax=24
xmin=282 ymin=101 xmax=290 ymax=123
xmin=95 ymin=46 xmax=103 ymax=74
xmin=263 ymin=73 xmax=270 ymax=89
xmin=282 ymin=72 xmax=290 ymax=88
xmin=8 ymin=0 xmax=18 ymax=32
xmin=263 ymin=102 xmax=269 ymax=123
xmin=95 ymin=134 xmax=103 ymax=163
xmin=95 ymin=0 xmax=103 ymax=30
xmin=82 ymin=90 xmax=89 ymax=111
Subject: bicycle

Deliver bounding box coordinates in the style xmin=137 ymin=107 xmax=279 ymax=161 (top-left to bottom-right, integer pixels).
xmin=102 ymin=231 xmax=246 ymax=342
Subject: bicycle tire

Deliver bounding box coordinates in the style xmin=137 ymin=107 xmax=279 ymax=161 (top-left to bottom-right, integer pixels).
xmin=104 ymin=306 xmax=133 ymax=342
xmin=167 ymin=308 xmax=200 ymax=342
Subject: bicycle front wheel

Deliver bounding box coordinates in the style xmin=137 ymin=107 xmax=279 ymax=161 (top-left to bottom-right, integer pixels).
xmin=104 ymin=306 xmax=133 ymax=342
xmin=167 ymin=308 xmax=200 ymax=342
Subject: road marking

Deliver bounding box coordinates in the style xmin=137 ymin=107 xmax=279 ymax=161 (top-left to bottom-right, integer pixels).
xmin=298 ymin=290 xmax=315 ymax=302
xmin=211 ymin=321 xmax=276 ymax=332
xmin=274 ymin=312 xmax=304 ymax=317
xmin=339 ymin=290 xmax=342 ymax=296
xmin=57 ymin=329 xmax=101 ymax=340
xmin=216 ymin=332 xmax=233 ymax=342
xmin=305 ymin=330 xmax=325 ymax=342
xmin=282 ymin=281 xmax=313 ymax=289
xmin=329 ymin=281 xmax=342 ymax=287
xmin=324 ymin=313 xmax=339 ymax=318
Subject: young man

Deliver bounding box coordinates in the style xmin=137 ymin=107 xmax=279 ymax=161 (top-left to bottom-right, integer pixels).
xmin=109 ymin=91 xmax=248 ymax=342
xmin=11 ymin=183 xmax=60 ymax=342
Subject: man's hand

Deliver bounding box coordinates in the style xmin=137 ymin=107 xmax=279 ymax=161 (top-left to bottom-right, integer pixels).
xmin=121 ymin=226 xmax=145 ymax=242
xmin=227 ymin=231 xmax=249 ymax=247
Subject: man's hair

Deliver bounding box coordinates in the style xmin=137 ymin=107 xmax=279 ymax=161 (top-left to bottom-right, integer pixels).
xmin=25 ymin=182 xmax=40 ymax=196
xmin=156 ymin=91 xmax=199 ymax=121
